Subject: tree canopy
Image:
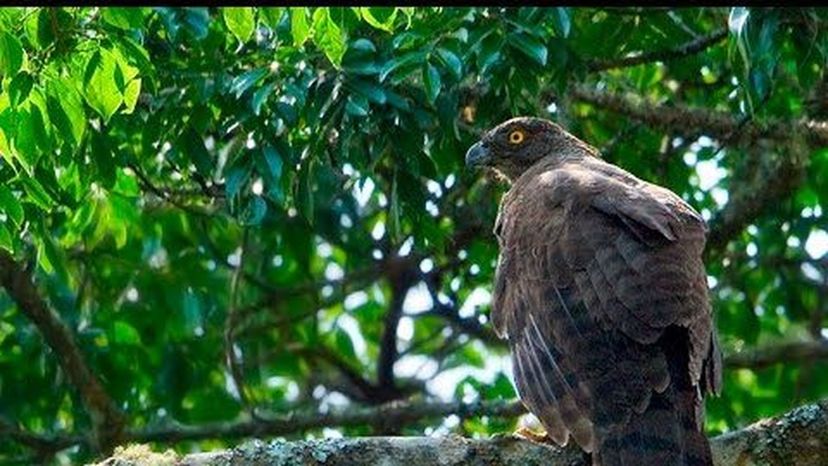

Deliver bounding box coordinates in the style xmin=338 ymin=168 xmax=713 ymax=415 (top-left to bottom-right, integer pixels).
xmin=0 ymin=7 xmax=827 ymax=465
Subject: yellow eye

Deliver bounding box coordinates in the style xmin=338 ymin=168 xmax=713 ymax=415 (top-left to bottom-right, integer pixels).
xmin=509 ymin=130 xmax=525 ymax=144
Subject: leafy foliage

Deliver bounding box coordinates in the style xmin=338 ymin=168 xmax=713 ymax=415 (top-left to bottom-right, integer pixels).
xmin=0 ymin=7 xmax=826 ymax=464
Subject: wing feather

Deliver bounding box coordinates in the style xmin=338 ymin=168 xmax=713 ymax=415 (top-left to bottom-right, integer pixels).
xmin=513 ymin=340 xmax=570 ymax=444
xmin=493 ymin=158 xmax=720 ymax=452
xmin=526 ymin=314 xmax=595 ymax=449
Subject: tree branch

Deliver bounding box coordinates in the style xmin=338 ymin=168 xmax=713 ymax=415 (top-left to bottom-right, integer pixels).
xmin=0 ymin=251 xmax=125 ymax=452
xmin=704 ymin=142 xmax=809 ymax=254
xmin=98 ymin=398 xmax=828 ymax=466
xmin=128 ymin=164 xmax=217 ymax=217
xmin=713 ymin=398 xmax=828 ymax=465
xmin=425 ymin=301 xmax=501 ymax=347
xmin=377 ymin=258 xmax=419 ymax=394
xmin=177 ymin=436 xmax=584 ymax=466
xmin=569 ymin=84 xmax=828 ymax=147
xmin=237 ymin=260 xmax=391 ymax=330
xmin=291 ymin=346 xmax=386 ymax=404
xmin=224 ymin=228 xmax=252 ymax=410
xmin=6 ymin=399 xmax=524 ymax=454
xmin=130 ymin=399 xmax=525 ymax=445
xmin=587 ymin=27 xmax=729 ymax=72
xmin=568 ymin=84 xmax=826 ymax=253
xmin=0 ymin=417 xmax=82 ymax=455
xmin=725 ymin=340 xmax=828 ymax=370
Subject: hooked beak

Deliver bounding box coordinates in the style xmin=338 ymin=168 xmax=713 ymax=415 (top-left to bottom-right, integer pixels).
xmin=465 ymin=141 xmax=491 ymax=168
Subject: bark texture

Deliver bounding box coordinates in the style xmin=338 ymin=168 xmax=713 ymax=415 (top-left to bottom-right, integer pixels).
xmin=96 ymin=398 xmax=828 ymax=466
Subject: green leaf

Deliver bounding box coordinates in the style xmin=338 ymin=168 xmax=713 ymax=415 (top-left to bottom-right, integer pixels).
xmin=252 ymin=81 xmax=277 ymax=116
xmin=0 ymin=185 xmax=23 ymax=226
xmin=256 ymin=146 xmax=284 ymax=202
xmin=457 ymin=344 xmax=485 ymax=368
xmin=384 ymin=89 xmax=410 ymax=112
xmin=242 ymin=196 xmax=267 ymax=225
xmin=342 ymin=39 xmax=380 ymax=75
xmin=549 ymin=7 xmax=571 ymax=38
xmin=112 ymin=46 xmax=140 ymax=83
xmin=260 ymin=7 xmax=284 ymax=28
xmin=224 ymin=164 xmax=250 ymax=200
xmin=115 ymin=35 xmax=154 ymax=78
xmin=182 ymin=290 xmax=202 ymax=334
xmin=24 ymin=11 xmax=44 ymax=49
xmin=223 ymin=7 xmax=256 ymax=43
xmin=749 ymin=67 xmax=770 ymax=101
xmin=436 ymin=48 xmax=462 ymax=80
xmin=0 ymin=109 xmax=15 ymax=167
xmin=423 ymin=62 xmax=441 ymax=104
xmin=750 ymin=14 xmax=778 ymax=59
xmin=46 ymin=77 xmax=86 ymax=148
xmin=24 ymin=9 xmax=72 ymax=51
xmin=20 ymin=176 xmax=55 ymax=210
xmin=345 ymin=93 xmax=369 ymax=117
xmin=0 ymin=9 xmax=24 ymax=32
xmin=348 ymin=79 xmax=386 ymax=104
xmin=83 ymin=50 xmax=124 ymax=123
xmin=334 ymin=328 xmax=357 ymax=360
xmin=290 ymin=8 xmax=310 ymax=46
xmin=102 ymin=7 xmax=146 ymax=30
xmin=277 ymin=102 xmax=298 ymax=126
xmin=312 ymin=8 xmax=346 ymax=68
xmin=181 ymin=128 xmax=213 ymax=177
xmin=182 ymin=7 xmax=211 ymax=40
xmin=113 ymin=168 xmax=139 ymax=197
xmin=230 ymin=68 xmax=267 ymax=98
xmin=0 ymin=222 xmax=11 ymax=253
xmin=91 ymin=131 xmax=116 ymax=189
xmin=392 ymin=31 xmax=421 ymax=50
xmin=28 ymin=90 xmax=53 ymax=154
xmin=13 ymin=107 xmax=43 ymax=173
xmin=510 ymin=33 xmax=547 ymax=66
xmin=35 ymin=236 xmax=54 ymax=274
xmin=349 ymin=38 xmax=376 ymax=55
xmin=379 ymin=51 xmax=426 ymax=82
xmin=343 ymin=58 xmax=381 ymax=76
xmin=8 ymin=72 xmax=33 ymax=107
xmin=395 ymin=167 xmax=425 ymax=223
xmin=487 ymin=373 xmax=517 ymax=400
xmin=358 ymin=7 xmax=398 ymax=33
xmin=0 ymin=31 xmax=23 ymax=77
xmin=111 ymin=196 xmax=134 ymax=250
xmin=113 ymin=320 xmax=141 ymax=345
xmin=122 ymin=78 xmax=141 ymax=114
xmin=261 ymin=145 xmax=283 ymax=182
xmin=477 ymin=31 xmax=503 ymax=74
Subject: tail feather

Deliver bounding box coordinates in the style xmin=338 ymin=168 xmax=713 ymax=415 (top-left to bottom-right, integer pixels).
xmin=594 ymin=389 xmax=712 ymax=466
xmin=593 ymin=326 xmax=713 ymax=466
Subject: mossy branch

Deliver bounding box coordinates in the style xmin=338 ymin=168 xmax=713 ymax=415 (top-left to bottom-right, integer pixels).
xmin=94 ymin=398 xmax=828 ymax=465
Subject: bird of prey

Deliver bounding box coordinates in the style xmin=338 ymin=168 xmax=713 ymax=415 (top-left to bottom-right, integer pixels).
xmin=465 ymin=117 xmax=722 ymax=466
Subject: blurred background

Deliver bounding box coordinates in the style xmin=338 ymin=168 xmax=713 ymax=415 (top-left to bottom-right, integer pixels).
xmin=0 ymin=7 xmax=826 ymax=464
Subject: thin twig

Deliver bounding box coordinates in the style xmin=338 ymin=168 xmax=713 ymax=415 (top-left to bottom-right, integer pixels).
xmin=587 ymin=27 xmax=728 ymax=72
xmin=225 ymin=228 xmax=252 ymax=410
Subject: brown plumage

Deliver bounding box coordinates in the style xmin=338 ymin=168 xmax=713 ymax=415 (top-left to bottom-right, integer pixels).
xmin=466 ymin=117 xmax=722 ymax=466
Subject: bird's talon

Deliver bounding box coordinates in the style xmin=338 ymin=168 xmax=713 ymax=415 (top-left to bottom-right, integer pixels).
xmin=513 ymin=426 xmax=554 ymax=445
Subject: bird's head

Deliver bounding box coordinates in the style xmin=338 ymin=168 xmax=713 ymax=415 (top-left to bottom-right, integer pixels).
xmin=465 ymin=117 xmax=593 ymax=181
